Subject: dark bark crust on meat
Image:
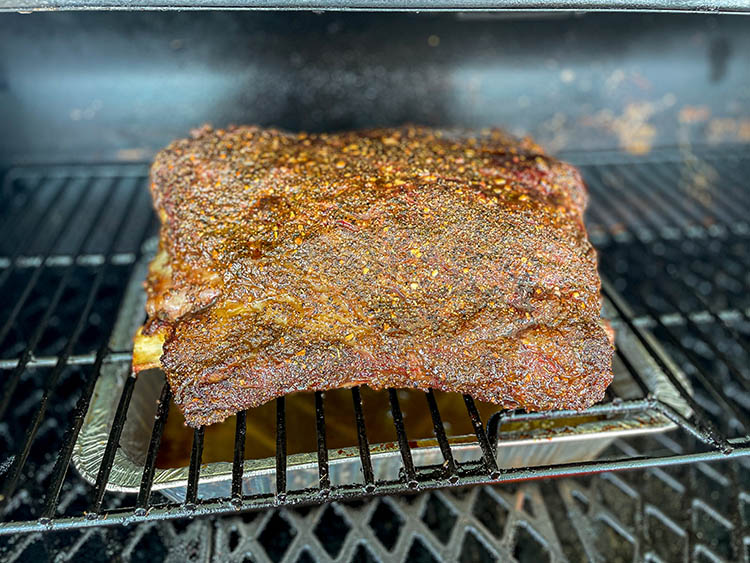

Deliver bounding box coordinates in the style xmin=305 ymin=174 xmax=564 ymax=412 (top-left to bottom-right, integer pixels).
xmin=136 ymin=125 xmax=614 ymax=428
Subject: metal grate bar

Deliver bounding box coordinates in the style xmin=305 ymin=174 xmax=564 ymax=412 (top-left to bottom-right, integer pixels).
xmin=621 ymin=162 xmax=750 ymax=355
xmin=644 ymin=159 xmax=747 ymax=236
xmin=424 ymin=389 xmax=458 ymax=481
xmin=640 ymin=161 xmax=743 ymax=233
xmin=486 ymin=399 xmax=656 ymax=449
xmin=0 ymin=173 xmax=46 ymax=243
xmin=661 ymin=264 xmax=750 ymax=360
xmin=676 ymin=239 xmax=750 ymax=337
xmin=487 ymin=397 xmax=727 ymax=454
xmin=600 ymin=278 xmax=731 ymax=452
xmin=590 ymin=167 xmax=652 ymax=237
xmin=314 ymin=391 xmax=330 ymax=492
xmin=231 ymin=411 xmax=248 ymax=501
xmin=587 ymin=163 xmax=678 ymax=241
xmin=41 ymin=344 xmax=113 ymax=520
xmin=632 ymin=161 xmax=707 ymax=233
xmin=715 ymin=162 xmax=750 ymax=210
xmin=0 ymin=178 xmax=136 ymax=505
xmin=4 ymin=441 xmax=749 ymax=537
xmin=610 ymin=171 xmax=750 ymax=309
xmin=621 ymin=158 xmax=741 ymax=241
xmin=727 ymin=457 xmax=747 ymax=558
xmin=657 ymin=288 xmax=750 ymax=392
xmin=0 ymin=182 xmax=99 ymax=418
xmin=0 ymin=177 xmax=90 ymax=347
xmin=0 ymin=175 xmax=64 ymax=289
xmin=722 ymin=233 xmax=750 ymax=271
xmin=387 ymin=389 xmax=417 ymax=487
xmin=185 ymin=427 xmax=205 ymax=505
xmin=42 ymin=193 xmax=154 ymax=519
xmin=91 ymin=374 xmax=137 ymax=513
xmin=668 ymin=159 xmax=746 ymax=233
xmin=0 ymin=252 xmax=137 ymax=269
xmin=648 ymin=400 xmax=727 ymax=446
xmin=606 ymin=166 xmax=669 ymax=237
xmin=0 ymin=352 xmax=134 ymax=370
xmin=583 ymin=184 xmax=620 ymax=242
xmin=350 ymin=386 xmax=375 ymax=490
xmin=0 ymin=263 xmax=72 ymax=420
xmin=614 ymin=347 xmax=650 ymax=398
xmin=612 ymin=161 xmax=706 ymax=235
xmin=612 ymin=248 xmax=750 ymax=400
xmin=585 ymin=165 xmax=652 ymax=239
xmin=489 ymin=399 xmax=654 ymax=426
xmin=641 ymin=299 xmax=750 ymax=429
xmin=275 ymin=397 xmax=287 ymax=496
xmin=588 ymin=167 xmax=750 ymax=428
xmin=2 ymin=157 xmax=750 ymax=537
xmin=136 ymin=383 xmax=172 ymax=510
xmin=462 ymin=395 xmax=499 ymax=477
xmin=1 ymin=273 xmax=101 ymax=502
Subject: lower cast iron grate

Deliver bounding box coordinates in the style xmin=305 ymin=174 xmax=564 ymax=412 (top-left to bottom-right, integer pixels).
xmin=0 ymin=149 xmax=749 ymax=561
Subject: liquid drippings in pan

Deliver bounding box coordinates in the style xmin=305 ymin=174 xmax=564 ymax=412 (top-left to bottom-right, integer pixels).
xmin=157 ymin=387 xmax=503 ymax=468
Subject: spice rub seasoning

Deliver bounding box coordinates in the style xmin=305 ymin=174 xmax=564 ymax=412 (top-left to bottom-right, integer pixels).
xmin=134 ymin=125 xmax=613 ymax=427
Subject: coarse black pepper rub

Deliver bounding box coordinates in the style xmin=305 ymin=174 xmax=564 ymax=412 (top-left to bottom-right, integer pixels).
xmin=134 ymin=125 xmax=614 ymax=427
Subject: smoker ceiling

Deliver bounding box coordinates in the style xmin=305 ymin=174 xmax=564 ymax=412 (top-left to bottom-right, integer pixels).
xmin=0 ymin=0 xmax=749 ymax=13
xmin=1 ymin=12 xmax=749 ymax=165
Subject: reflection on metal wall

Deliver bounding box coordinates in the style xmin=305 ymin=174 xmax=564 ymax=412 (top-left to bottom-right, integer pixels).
xmin=0 ymin=12 xmax=748 ymax=163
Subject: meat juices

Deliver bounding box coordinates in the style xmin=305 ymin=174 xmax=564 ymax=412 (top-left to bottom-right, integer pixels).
xmin=133 ymin=125 xmax=614 ymax=428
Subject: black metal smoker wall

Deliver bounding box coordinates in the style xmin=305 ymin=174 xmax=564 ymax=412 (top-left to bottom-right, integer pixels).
xmin=0 ymin=12 xmax=748 ymax=165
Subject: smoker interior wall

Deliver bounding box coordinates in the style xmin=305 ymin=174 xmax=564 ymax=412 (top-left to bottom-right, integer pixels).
xmin=0 ymin=12 xmax=748 ymax=164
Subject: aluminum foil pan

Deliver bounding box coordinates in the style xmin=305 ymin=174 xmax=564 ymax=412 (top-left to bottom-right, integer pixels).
xmin=73 ymin=239 xmax=692 ymax=503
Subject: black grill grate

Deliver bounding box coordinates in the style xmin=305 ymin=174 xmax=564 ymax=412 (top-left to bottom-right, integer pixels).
xmin=0 ymin=151 xmax=749 ymax=561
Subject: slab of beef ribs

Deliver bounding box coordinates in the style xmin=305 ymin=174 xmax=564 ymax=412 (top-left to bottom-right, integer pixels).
xmin=133 ymin=125 xmax=614 ymax=428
